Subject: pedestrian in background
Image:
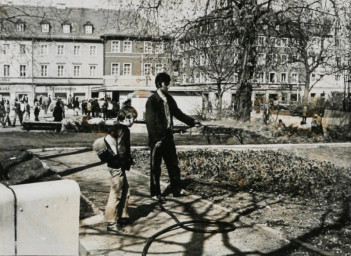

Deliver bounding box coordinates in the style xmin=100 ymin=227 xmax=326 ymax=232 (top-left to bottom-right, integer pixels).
xmin=34 ymin=102 xmax=41 ymax=121
xmin=3 ymin=99 xmax=11 ymax=127
xmin=73 ymin=97 xmax=80 ymax=116
xmin=302 ymin=105 xmax=307 ymax=124
xmin=12 ymin=98 xmax=23 ymax=126
xmin=0 ymin=100 xmax=5 ymax=127
xmin=53 ymin=101 xmax=64 ymax=122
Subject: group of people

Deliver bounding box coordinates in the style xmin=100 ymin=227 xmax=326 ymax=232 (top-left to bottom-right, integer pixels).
xmin=100 ymin=72 xmax=201 ymax=233
xmin=0 ymin=96 xmax=41 ymax=127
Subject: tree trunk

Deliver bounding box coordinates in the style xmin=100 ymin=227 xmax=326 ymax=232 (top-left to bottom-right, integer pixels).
xmin=216 ymin=92 xmax=223 ymax=119
xmin=235 ymin=82 xmax=252 ymax=121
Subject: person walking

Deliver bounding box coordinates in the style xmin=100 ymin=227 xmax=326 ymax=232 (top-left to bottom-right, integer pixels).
xmin=53 ymin=101 xmax=64 ymax=122
xmin=302 ymin=105 xmax=308 ymax=124
xmin=0 ymin=100 xmax=5 ymax=127
xmin=3 ymin=99 xmax=11 ymax=127
xmin=145 ymin=72 xmax=201 ymax=201
xmin=12 ymin=98 xmax=23 ymax=126
xmin=73 ymin=97 xmax=80 ymax=116
xmin=34 ymin=102 xmax=41 ymax=121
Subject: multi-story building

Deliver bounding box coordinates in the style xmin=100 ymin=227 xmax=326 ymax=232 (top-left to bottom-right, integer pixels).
xmin=0 ymin=5 xmax=108 ymax=104
xmin=0 ymin=4 xmax=202 ymax=118
xmin=175 ymin=2 xmax=348 ymax=112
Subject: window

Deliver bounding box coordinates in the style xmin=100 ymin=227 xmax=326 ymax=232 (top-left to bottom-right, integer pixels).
xmin=16 ymin=23 xmax=25 ymax=32
xmin=155 ymin=42 xmax=164 ymax=54
xmin=111 ymin=41 xmax=120 ymax=53
xmin=189 ymin=57 xmax=194 ymax=67
xmin=335 ymin=74 xmax=341 ymax=81
xmin=311 ymin=73 xmax=316 ymax=81
xmin=281 ymin=54 xmax=288 ymax=64
xmin=123 ymin=63 xmax=131 ymax=76
xmin=57 ymin=65 xmax=65 ymax=77
xmin=20 ymin=44 xmax=26 ymax=54
xmin=258 ymin=53 xmax=266 ymax=65
xmin=336 ymin=56 xmax=341 ymax=67
xmin=269 ymin=72 xmax=276 ymax=83
xmin=41 ymin=65 xmax=48 ymax=77
xmin=4 ymin=65 xmax=10 ymax=77
xmin=143 ymin=63 xmax=152 ymax=76
xmin=311 ymin=93 xmax=316 ymax=98
xmin=258 ymin=72 xmax=265 ymax=83
xmin=200 ymin=55 xmax=205 ymax=66
xmin=57 ymin=45 xmax=64 ymax=55
xmin=123 ymin=41 xmax=132 ymax=53
xmin=20 ymin=65 xmax=26 ymax=77
xmin=291 ymin=94 xmax=297 ymax=101
xmin=335 ymin=39 xmax=340 ymax=47
xmin=281 ymin=38 xmax=288 ymax=47
xmin=40 ymin=44 xmax=48 ymax=55
xmin=233 ymin=73 xmax=239 ymax=83
xmin=257 ymin=36 xmax=266 ymax=46
xmin=182 ymin=74 xmax=188 ymax=84
xmin=3 ymin=44 xmax=9 ymax=54
xmin=89 ymin=65 xmax=97 ymax=77
xmin=41 ymin=23 xmax=50 ymax=33
xmin=73 ymin=65 xmax=80 ymax=77
xmin=85 ymin=25 xmax=93 ymax=34
xmin=155 ymin=63 xmax=164 ymax=74
xmin=111 ymin=63 xmax=120 ymax=76
xmin=90 ymin=45 xmax=96 ymax=56
xmin=63 ymin=24 xmax=70 ymax=34
xmin=144 ymin=42 xmax=153 ymax=54
xmin=281 ymin=73 xmax=287 ymax=83
xmin=291 ymin=73 xmax=298 ymax=83
xmin=73 ymin=46 xmax=80 ymax=55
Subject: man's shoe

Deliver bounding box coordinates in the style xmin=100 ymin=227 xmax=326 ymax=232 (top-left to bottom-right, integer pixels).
xmin=151 ymin=195 xmax=166 ymax=203
xmin=107 ymin=223 xmax=127 ymax=233
xmin=173 ymin=189 xmax=189 ymax=198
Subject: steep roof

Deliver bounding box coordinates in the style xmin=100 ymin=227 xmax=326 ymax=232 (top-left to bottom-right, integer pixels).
xmin=0 ymin=5 xmax=165 ymax=41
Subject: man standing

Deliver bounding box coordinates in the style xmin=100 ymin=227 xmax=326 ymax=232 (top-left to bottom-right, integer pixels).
xmin=145 ymin=72 xmax=200 ymax=200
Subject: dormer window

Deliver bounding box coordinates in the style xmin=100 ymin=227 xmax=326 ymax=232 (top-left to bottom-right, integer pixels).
xmin=16 ymin=21 xmax=25 ymax=32
xmin=41 ymin=21 xmax=50 ymax=33
xmin=62 ymin=23 xmax=71 ymax=34
xmin=84 ymin=21 xmax=93 ymax=34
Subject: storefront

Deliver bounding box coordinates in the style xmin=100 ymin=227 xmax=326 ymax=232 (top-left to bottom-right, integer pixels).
xmin=35 ymin=85 xmax=90 ymax=104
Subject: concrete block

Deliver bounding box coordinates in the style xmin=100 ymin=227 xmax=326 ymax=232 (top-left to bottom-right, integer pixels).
xmin=0 ymin=180 xmax=80 ymax=256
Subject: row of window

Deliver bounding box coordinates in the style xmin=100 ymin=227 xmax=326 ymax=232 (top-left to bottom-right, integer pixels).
xmin=110 ymin=41 xmax=164 ymax=54
xmin=2 ymin=64 xmax=99 ymax=78
xmin=111 ymin=63 xmax=165 ymax=76
xmin=7 ymin=21 xmax=94 ymax=35
xmin=41 ymin=44 xmax=98 ymax=56
xmin=181 ymin=71 xmax=342 ymax=85
xmin=1 ymin=42 xmax=165 ymax=56
xmin=2 ymin=63 xmax=168 ymax=78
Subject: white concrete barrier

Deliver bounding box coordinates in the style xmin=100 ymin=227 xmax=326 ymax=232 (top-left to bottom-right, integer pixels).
xmin=0 ymin=180 xmax=80 ymax=256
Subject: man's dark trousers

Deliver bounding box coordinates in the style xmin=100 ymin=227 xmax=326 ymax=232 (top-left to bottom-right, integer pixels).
xmin=150 ymin=135 xmax=180 ymax=197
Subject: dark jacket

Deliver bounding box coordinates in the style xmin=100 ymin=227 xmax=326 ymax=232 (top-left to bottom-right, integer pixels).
xmin=107 ymin=124 xmax=133 ymax=170
xmin=145 ymin=91 xmax=195 ymax=145
xmin=53 ymin=105 xmax=64 ymax=122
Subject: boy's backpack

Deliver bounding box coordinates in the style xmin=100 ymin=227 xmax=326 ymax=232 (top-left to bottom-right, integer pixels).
xmin=92 ymin=136 xmax=121 ymax=167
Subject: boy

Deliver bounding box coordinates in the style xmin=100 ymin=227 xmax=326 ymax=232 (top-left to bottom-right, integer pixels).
xmin=100 ymin=105 xmax=137 ymax=233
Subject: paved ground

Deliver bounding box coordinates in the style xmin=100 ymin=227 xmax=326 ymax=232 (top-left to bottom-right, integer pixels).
xmin=31 ymin=142 xmax=351 ymax=256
